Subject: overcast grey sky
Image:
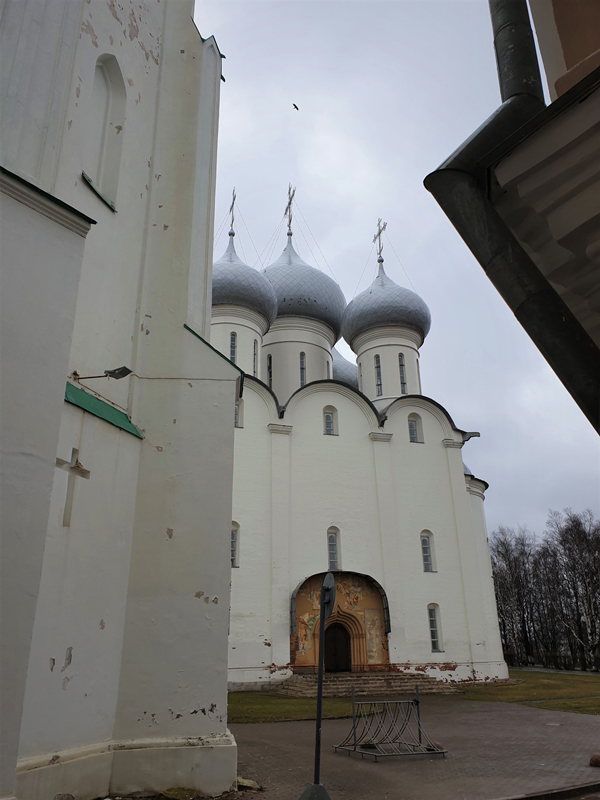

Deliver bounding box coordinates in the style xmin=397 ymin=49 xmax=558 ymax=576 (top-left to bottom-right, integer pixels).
xmin=195 ymin=0 xmax=599 ymax=538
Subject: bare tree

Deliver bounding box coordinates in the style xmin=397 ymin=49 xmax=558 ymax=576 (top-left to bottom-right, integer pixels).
xmin=490 ymin=510 xmax=600 ymax=671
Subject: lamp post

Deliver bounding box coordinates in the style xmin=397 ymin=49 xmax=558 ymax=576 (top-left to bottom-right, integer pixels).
xmin=299 ymin=571 xmax=336 ymax=800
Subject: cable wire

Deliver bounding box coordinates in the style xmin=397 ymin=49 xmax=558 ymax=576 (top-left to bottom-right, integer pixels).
xmin=294 ymin=201 xmax=338 ymax=282
xmin=213 ymin=208 xmax=231 ymax=251
xmin=236 ymin=202 xmax=263 ymax=267
xmin=352 ymin=242 xmax=375 ymax=298
xmin=384 ymin=230 xmax=417 ymax=292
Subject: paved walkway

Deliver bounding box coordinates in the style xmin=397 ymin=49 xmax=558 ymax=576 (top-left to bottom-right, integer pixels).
xmin=231 ymin=695 xmax=600 ymax=800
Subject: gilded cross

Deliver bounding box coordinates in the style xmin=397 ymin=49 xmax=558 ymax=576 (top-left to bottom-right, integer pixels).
xmin=373 ymin=218 xmax=387 ymax=258
xmin=55 ymin=448 xmax=90 ymax=528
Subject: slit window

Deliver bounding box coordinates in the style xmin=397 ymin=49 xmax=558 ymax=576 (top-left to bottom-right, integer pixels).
xmin=399 ymin=353 xmax=407 ymax=394
xmin=230 ymin=332 xmax=237 ymax=363
xmin=267 ymin=354 xmax=273 ymax=389
xmin=428 ymin=605 xmax=442 ymax=652
xmin=323 ymin=406 xmax=338 ymax=436
xmin=375 ymin=354 xmax=383 ymax=396
xmin=253 ymin=340 xmax=258 ymax=377
xmin=300 ymin=352 xmax=306 ymax=387
xmin=231 ymin=523 xmax=239 ymax=568
xmin=421 ymin=531 xmax=435 ymax=572
xmin=408 ymin=414 xmax=423 ymax=443
xmin=234 ymin=399 xmax=243 ymax=428
xmin=327 ymin=527 xmax=340 ymax=570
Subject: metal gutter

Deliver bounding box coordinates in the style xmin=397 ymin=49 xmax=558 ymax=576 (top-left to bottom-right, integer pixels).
xmin=423 ymin=0 xmax=600 ymax=433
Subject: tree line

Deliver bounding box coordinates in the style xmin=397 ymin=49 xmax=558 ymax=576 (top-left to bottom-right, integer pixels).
xmin=490 ymin=509 xmax=600 ymax=671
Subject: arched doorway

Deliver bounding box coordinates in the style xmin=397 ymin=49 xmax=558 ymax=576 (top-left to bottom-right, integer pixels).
xmin=324 ymin=623 xmax=351 ymax=672
xmin=290 ymin=572 xmax=390 ymax=673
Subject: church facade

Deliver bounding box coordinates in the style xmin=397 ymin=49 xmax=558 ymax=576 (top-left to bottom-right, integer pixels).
xmin=211 ymin=226 xmax=508 ymax=688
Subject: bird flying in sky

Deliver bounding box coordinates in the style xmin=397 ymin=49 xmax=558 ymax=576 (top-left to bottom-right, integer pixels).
xmin=293 ymin=103 xmax=299 ymax=111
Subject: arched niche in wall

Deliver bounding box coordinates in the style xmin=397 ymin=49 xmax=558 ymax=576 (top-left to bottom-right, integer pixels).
xmin=86 ymin=54 xmax=126 ymax=205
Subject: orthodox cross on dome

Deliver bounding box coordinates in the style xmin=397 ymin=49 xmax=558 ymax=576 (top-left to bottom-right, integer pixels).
xmin=284 ymin=183 xmax=296 ymax=233
xmin=373 ymin=218 xmax=387 ymax=259
xmin=229 ymin=187 xmax=236 ymax=231
xmin=55 ymin=447 xmax=90 ymax=528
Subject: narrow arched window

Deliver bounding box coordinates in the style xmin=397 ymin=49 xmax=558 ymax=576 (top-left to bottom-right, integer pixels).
xmin=399 ymin=353 xmax=407 ymax=394
xmin=253 ymin=340 xmax=258 ymax=377
xmin=421 ymin=531 xmax=435 ymax=572
xmin=231 ymin=522 xmax=240 ymax=568
xmin=85 ymin=55 xmax=126 ymax=206
xmin=267 ymin=354 xmax=273 ymax=389
xmin=323 ymin=406 xmax=338 ymax=436
xmin=327 ymin=527 xmax=340 ymax=570
xmin=359 ymin=362 xmax=363 ymax=392
xmin=408 ymin=413 xmax=423 ymax=443
xmin=427 ymin=604 xmax=442 ymax=652
xmin=300 ymin=352 xmax=306 ymax=387
xmin=229 ymin=332 xmax=237 ymax=363
xmin=326 ymin=361 xmax=330 ymax=379
xmin=374 ymin=354 xmax=383 ymax=396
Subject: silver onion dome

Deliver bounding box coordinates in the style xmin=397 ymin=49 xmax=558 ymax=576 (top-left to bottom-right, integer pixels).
xmin=212 ymin=231 xmax=278 ymax=325
xmin=332 ymin=347 xmax=358 ymax=389
xmin=342 ymin=259 xmax=431 ymax=345
xmin=262 ymin=232 xmax=347 ymax=341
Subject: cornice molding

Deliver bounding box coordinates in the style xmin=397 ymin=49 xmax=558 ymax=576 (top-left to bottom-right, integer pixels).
xmin=0 ymin=168 xmax=95 ymax=237
xmin=369 ymin=432 xmax=393 ymax=442
xmin=352 ymin=325 xmax=423 ymax=353
xmin=211 ymin=304 xmax=269 ymax=336
xmin=465 ymin=474 xmax=489 ymax=496
xmin=268 ymin=423 xmax=293 ymax=435
xmin=465 ymin=476 xmax=487 ymax=499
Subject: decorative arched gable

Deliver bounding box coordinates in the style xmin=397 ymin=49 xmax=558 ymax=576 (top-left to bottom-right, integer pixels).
xmin=283 ymin=381 xmax=381 ymax=430
xmin=383 ymin=394 xmax=464 ymax=442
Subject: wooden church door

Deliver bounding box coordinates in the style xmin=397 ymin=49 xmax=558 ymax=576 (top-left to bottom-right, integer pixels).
xmin=324 ymin=623 xmax=351 ymax=672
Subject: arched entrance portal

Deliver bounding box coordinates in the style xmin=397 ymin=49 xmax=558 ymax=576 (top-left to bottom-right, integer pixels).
xmin=290 ymin=572 xmax=390 ymax=673
xmin=324 ymin=623 xmax=351 ymax=672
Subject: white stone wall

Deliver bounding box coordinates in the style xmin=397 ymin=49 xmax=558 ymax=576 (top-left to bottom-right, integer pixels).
xmin=2 ymin=0 xmax=238 ymax=797
xmin=0 ymin=175 xmax=91 ymax=800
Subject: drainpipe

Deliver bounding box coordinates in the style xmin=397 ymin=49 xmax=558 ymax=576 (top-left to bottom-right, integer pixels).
xmin=424 ymin=0 xmax=600 ymax=433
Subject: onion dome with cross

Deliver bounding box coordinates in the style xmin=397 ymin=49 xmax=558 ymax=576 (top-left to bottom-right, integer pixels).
xmin=212 ymin=229 xmax=279 ymax=326
xmin=341 ymin=220 xmax=431 ymax=348
xmin=261 ymin=185 xmax=347 ymax=342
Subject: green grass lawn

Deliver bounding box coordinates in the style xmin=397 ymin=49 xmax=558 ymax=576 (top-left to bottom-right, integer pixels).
xmin=462 ymin=669 xmax=600 ymax=715
xmin=228 ymin=692 xmax=352 ymax=723
xmin=228 ymin=670 xmax=600 ymax=723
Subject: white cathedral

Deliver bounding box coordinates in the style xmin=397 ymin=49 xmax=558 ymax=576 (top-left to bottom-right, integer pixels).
xmin=211 ymin=221 xmax=508 ymax=688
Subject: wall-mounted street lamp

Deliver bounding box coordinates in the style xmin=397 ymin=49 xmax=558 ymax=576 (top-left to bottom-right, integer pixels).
xmin=72 ymin=366 xmax=132 ymax=382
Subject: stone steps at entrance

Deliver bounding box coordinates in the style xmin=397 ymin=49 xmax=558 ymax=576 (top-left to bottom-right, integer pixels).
xmin=275 ymin=672 xmax=459 ymax=698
